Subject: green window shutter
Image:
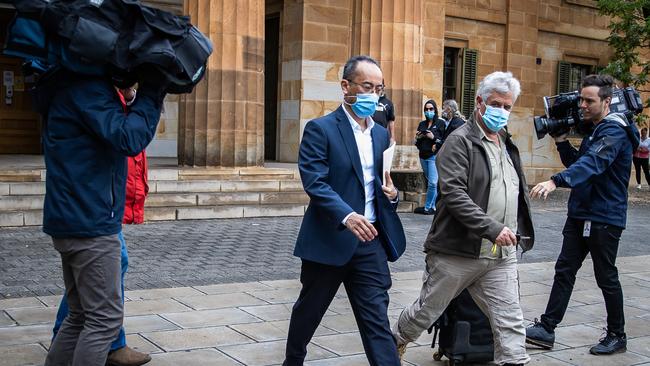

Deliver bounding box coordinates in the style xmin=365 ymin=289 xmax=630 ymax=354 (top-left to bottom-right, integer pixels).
xmin=557 ymin=61 xmax=572 ymax=94
xmin=460 ymin=48 xmax=478 ymax=117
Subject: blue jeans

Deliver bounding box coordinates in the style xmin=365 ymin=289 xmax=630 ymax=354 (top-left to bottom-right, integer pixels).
xmin=53 ymin=231 xmax=128 ymax=351
xmin=420 ymin=155 xmax=438 ymax=210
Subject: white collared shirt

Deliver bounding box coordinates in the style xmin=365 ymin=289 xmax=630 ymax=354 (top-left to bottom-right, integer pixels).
xmin=341 ymin=105 xmax=376 ymax=224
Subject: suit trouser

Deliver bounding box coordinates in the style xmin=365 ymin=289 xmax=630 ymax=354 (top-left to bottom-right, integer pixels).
xmin=540 ymin=218 xmax=625 ymax=335
xmin=45 ymin=234 xmax=123 ymax=366
xmin=283 ymin=238 xmax=400 ymax=366
xmin=52 ymin=231 xmax=128 ymax=351
xmin=393 ymin=252 xmax=529 ymax=366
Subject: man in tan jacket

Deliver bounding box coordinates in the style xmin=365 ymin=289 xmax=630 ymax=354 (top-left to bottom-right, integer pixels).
xmin=392 ymin=71 xmax=534 ymax=366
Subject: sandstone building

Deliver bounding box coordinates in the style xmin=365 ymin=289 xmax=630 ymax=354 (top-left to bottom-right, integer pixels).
xmin=0 ymin=0 xmax=627 ymax=183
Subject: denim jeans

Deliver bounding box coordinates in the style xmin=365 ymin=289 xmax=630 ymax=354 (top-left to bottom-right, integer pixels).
xmin=420 ymin=155 xmax=438 ymax=210
xmin=52 ymin=231 xmax=128 ymax=351
xmin=540 ymin=218 xmax=625 ymax=335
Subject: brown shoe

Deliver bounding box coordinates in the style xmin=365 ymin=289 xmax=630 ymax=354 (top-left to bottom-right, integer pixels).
xmin=106 ymin=346 xmax=152 ymax=366
xmin=397 ymin=342 xmax=408 ymax=360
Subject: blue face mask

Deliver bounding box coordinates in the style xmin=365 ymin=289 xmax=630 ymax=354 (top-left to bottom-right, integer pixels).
xmin=424 ymin=110 xmax=435 ymax=120
xmin=480 ymin=105 xmax=510 ymax=132
xmin=347 ymin=93 xmax=379 ymax=118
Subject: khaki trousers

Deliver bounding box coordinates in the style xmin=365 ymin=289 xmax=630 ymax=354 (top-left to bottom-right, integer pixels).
xmin=392 ymin=252 xmax=529 ymax=365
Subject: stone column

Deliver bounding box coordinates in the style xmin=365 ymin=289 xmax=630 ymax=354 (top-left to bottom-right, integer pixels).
xmin=422 ymin=0 xmax=445 ymax=105
xmin=502 ymin=0 xmax=541 ymax=179
xmin=179 ymin=0 xmax=264 ymax=167
xmin=277 ymin=0 xmax=353 ymax=163
xmin=351 ymin=0 xmax=424 ymax=146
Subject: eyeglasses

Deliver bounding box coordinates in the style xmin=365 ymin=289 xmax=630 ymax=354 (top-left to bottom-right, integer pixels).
xmin=347 ymin=80 xmax=384 ymax=94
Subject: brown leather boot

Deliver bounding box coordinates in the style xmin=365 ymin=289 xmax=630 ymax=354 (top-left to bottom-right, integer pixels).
xmin=106 ymin=346 xmax=152 ymax=366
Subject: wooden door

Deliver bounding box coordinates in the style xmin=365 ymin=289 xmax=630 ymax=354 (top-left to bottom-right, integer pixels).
xmin=0 ymin=9 xmax=41 ymax=154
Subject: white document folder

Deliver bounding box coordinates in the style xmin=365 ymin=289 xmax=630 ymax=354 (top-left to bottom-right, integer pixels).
xmin=382 ymin=141 xmax=396 ymax=186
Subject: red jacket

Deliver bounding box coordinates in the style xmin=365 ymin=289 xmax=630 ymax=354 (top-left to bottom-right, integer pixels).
xmin=117 ymin=89 xmax=149 ymax=224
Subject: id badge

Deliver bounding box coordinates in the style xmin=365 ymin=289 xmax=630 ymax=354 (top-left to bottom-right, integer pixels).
xmin=583 ymin=220 xmax=591 ymax=237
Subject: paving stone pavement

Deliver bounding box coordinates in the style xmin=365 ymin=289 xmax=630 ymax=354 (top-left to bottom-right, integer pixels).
xmin=1 ymin=256 xmax=650 ymax=366
xmin=0 ymin=196 xmax=649 ymax=298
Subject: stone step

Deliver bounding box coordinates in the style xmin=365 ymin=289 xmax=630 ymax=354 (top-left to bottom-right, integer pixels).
xmin=1 ymin=203 xmax=308 ymax=227
xmin=397 ymin=201 xmax=415 ymax=213
xmin=0 ymin=170 xmax=44 ymax=182
xmin=0 ymin=191 xmax=310 ymax=211
xmin=0 ymin=196 xmax=44 ymax=210
xmin=144 ymin=192 xmax=310 ymax=207
xmin=0 ymin=167 xmax=299 ymax=183
xmin=1 ymin=201 xmax=416 ymax=227
xmin=0 ymin=179 xmax=304 ymax=197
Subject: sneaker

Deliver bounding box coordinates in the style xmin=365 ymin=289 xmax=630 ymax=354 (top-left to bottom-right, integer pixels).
xmin=107 ymin=346 xmax=152 ymax=366
xmin=414 ymin=207 xmax=435 ymax=215
xmin=589 ymin=331 xmax=627 ymax=355
xmin=637 ymin=184 xmax=642 ymax=189
xmin=525 ymin=319 xmax=555 ymax=350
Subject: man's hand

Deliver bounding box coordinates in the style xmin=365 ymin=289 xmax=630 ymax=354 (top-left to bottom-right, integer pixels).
xmin=345 ymin=213 xmax=378 ymax=242
xmin=553 ymin=132 xmax=569 ymax=143
xmin=382 ymin=171 xmax=398 ymax=201
xmin=120 ymin=86 xmax=137 ymax=103
xmin=530 ymin=179 xmax=556 ymax=200
xmin=495 ymin=226 xmax=517 ymax=246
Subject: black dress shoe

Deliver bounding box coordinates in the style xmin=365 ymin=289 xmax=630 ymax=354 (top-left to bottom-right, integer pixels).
xmin=525 ymin=319 xmax=555 ymax=350
xmin=589 ymin=331 xmax=627 ymax=355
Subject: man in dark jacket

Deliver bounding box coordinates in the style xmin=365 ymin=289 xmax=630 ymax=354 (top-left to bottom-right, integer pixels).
xmin=393 ymin=72 xmax=534 ymax=366
xmin=37 ymin=68 xmax=164 ymax=366
xmin=439 ymin=99 xmax=466 ymax=149
xmin=283 ymin=55 xmax=405 ymax=366
xmin=50 ymin=86 xmax=152 ymax=366
xmin=526 ymin=74 xmax=639 ymax=355
xmin=372 ymin=80 xmax=396 ymax=142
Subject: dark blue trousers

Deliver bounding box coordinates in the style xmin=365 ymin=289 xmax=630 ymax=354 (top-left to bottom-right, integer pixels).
xmin=283 ymin=238 xmax=400 ymax=366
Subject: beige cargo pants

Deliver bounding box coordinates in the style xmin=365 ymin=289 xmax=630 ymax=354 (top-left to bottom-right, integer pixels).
xmin=392 ymin=252 xmax=530 ymax=365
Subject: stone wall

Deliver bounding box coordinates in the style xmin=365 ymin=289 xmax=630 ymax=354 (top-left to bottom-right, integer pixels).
xmin=157 ymin=0 xmax=627 ymax=180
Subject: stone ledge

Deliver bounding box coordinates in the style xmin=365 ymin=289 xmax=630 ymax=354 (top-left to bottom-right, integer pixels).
xmin=0 ymin=170 xmax=43 ymax=182
xmin=0 ymin=211 xmax=23 ymax=227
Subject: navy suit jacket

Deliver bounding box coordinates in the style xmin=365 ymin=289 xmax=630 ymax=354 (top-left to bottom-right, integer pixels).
xmin=294 ymin=106 xmax=407 ymax=266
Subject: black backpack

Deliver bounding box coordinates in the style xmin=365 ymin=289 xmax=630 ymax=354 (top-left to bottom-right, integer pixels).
xmin=429 ymin=289 xmax=494 ymax=365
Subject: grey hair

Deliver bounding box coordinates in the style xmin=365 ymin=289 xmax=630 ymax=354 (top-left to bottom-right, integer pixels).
xmin=443 ymin=99 xmax=465 ymax=119
xmin=476 ymin=71 xmax=521 ymax=102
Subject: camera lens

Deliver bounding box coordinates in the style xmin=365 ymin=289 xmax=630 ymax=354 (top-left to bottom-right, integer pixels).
xmin=533 ymin=116 xmax=549 ymax=140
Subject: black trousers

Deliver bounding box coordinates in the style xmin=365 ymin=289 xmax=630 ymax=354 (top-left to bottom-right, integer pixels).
xmin=633 ymin=156 xmax=650 ymax=185
xmin=283 ymin=238 xmax=400 ymax=366
xmin=541 ymin=218 xmax=625 ymax=335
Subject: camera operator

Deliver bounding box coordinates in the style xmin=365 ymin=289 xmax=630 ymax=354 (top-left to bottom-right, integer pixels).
xmin=526 ymin=74 xmax=640 ymax=355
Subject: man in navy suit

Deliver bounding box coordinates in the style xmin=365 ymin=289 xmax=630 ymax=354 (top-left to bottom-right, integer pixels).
xmin=283 ymin=55 xmax=406 ymax=366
